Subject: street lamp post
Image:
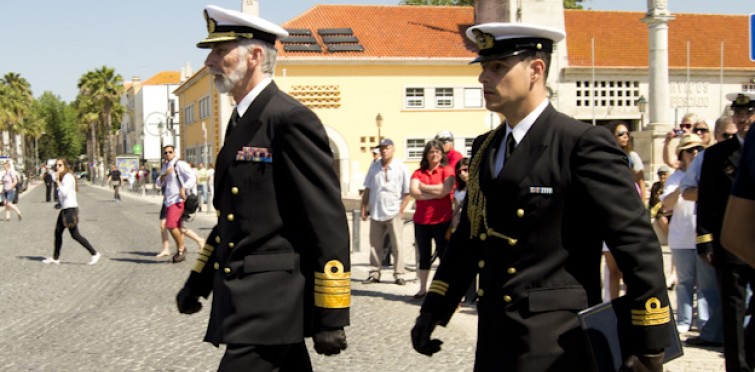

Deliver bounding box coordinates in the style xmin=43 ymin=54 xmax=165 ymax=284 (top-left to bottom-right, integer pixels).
xmin=637 ymin=95 xmax=648 ymax=131
xmin=202 ymin=121 xmax=208 ymax=165
xmin=375 ymin=113 xmax=383 ymax=144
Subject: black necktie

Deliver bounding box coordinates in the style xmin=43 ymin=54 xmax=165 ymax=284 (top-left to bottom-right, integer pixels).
xmin=504 ymin=133 xmax=516 ymax=164
xmin=225 ymin=109 xmax=239 ymax=140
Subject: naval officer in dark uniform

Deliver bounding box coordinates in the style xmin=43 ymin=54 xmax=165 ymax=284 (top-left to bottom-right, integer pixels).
xmin=696 ymin=92 xmax=754 ymax=372
xmin=175 ymin=5 xmax=350 ymax=372
xmin=410 ymin=23 xmax=671 ymax=371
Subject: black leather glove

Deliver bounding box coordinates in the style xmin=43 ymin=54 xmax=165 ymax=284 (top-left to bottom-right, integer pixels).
xmin=176 ymin=286 xmax=202 ymax=314
xmin=313 ymin=328 xmax=347 ymax=355
xmin=620 ymin=352 xmax=664 ymax=372
xmin=411 ymin=312 xmax=443 ymax=356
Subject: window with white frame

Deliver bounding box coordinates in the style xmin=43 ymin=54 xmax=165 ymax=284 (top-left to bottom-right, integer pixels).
xmin=464 ymin=88 xmax=483 ymax=108
xmin=405 ymin=88 xmax=425 ymax=108
xmin=184 ymin=104 xmax=195 ymax=124
xmin=575 ymin=80 xmax=640 ymax=107
xmin=435 ymin=88 xmax=454 ymax=108
xmin=743 ymin=84 xmax=755 ymax=93
xmin=406 ymin=138 xmax=426 ymax=160
xmin=199 ymin=96 xmax=211 ymax=119
xmin=464 ymin=138 xmax=475 ymax=157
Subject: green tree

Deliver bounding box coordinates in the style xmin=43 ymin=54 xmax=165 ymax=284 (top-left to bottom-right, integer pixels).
xmin=400 ymin=0 xmax=583 ymax=8
xmin=76 ymin=66 xmax=124 ymax=167
xmin=34 ymin=92 xmax=83 ymax=163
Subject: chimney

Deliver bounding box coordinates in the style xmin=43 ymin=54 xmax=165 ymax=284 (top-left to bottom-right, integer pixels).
xmin=241 ymin=0 xmax=259 ymax=16
xmin=185 ymin=62 xmax=193 ymax=78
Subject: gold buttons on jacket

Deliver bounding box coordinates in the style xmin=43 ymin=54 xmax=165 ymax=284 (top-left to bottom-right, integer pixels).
xmin=508 ymin=239 xmax=518 ymax=247
xmin=516 ymin=209 xmax=525 ymax=218
xmin=231 ymin=187 xmax=239 ymax=195
xmin=503 ymin=295 xmax=512 ymax=303
xmin=224 ymin=267 xmax=231 ymax=274
xmin=478 ymin=260 xmax=485 ymax=269
xmin=215 ymin=236 xmax=221 ymax=244
xmin=228 ymin=242 xmax=235 ymax=248
xmin=216 ymin=210 xmax=221 ymax=217
xmin=507 ymin=267 xmax=517 ymax=275
xmin=477 ymin=289 xmax=485 ymax=297
xmin=213 ymin=263 xmax=219 ymax=270
xmin=479 ymin=233 xmax=487 ymax=241
xmin=227 ymin=214 xmax=235 ymax=222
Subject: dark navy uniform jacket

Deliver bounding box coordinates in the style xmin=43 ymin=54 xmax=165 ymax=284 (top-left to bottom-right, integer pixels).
xmin=184 ymin=82 xmax=350 ymax=346
xmin=421 ymin=104 xmax=671 ymax=371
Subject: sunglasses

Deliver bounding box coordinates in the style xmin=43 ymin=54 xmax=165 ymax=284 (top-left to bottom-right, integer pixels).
xmin=459 ymin=168 xmax=469 ymax=173
xmin=679 ymin=123 xmax=692 ymax=129
xmin=694 ymin=127 xmax=709 ymax=133
xmin=615 ymin=131 xmax=628 ymax=137
xmin=683 ymin=146 xmax=704 ymax=154
xmin=164 ymin=151 xmax=173 ymax=155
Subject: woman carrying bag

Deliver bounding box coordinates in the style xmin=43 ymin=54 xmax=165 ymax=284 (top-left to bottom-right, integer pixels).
xmin=42 ymin=159 xmax=101 ymax=265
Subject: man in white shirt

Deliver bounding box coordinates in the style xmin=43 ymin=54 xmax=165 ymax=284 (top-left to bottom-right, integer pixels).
xmin=361 ymin=138 xmax=411 ymax=285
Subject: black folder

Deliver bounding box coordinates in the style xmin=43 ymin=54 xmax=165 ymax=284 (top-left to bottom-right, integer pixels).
xmin=577 ymin=296 xmax=683 ymax=372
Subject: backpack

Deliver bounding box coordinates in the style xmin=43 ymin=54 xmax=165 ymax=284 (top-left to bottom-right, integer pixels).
xmin=174 ymin=161 xmax=199 ymax=218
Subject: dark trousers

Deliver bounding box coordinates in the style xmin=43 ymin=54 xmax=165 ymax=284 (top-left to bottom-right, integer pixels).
xmin=414 ymin=221 xmax=450 ymax=270
xmin=45 ymin=183 xmax=52 ymax=202
xmin=218 ymin=343 xmax=312 ymax=372
xmin=54 ymin=208 xmax=96 ymax=259
xmin=717 ymin=262 xmax=755 ymax=372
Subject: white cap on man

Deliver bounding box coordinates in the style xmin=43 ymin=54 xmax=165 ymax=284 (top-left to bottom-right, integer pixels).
xmin=465 ymin=23 xmax=565 ymax=63
xmin=197 ymin=5 xmax=289 ymax=48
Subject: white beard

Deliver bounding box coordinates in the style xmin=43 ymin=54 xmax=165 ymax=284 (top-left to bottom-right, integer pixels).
xmin=211 ymin=56 xmax=247 ymax=93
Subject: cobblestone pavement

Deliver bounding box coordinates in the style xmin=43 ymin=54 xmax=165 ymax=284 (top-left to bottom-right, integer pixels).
xmin=0 ymin=181 xmax=724 ymax=371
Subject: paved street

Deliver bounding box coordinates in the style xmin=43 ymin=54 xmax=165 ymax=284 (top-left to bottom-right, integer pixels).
xmin=0 ymin=181 xmax=725 ymax=371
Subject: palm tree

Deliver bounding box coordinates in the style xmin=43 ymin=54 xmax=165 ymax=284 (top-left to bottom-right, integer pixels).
xmin=77 ymin=66 xmax=124 ymax=167
xmin=0 ymin=73 xmax=33 ymax=161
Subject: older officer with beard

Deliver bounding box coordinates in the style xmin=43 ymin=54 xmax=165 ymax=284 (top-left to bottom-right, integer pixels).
xmin=175 ymin=5 xmax=350 ymax=372
xmin=410 ymin=23 xmax=671 ymax=371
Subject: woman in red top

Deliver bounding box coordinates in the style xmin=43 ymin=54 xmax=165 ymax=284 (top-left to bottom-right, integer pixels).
xmin=410 ymin=140 xmax=455 ymax=299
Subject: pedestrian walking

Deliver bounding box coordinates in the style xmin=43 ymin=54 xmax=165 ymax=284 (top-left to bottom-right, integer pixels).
xmin=2 ymin=160 xmax=22 ymax=221
xmin=155 ymin=203 xmax=205 ymax=259
xmin=42 ymin=164 xmax=53 ymax=202
xmin=106 ymin=164 xmax=122 ymax=202
xmin=42 ymin=159 xmax=100 ymax=265
xmin=175 ymin=6 xmax=350 ymax=370
xmin=411 ymin=23 xmax=671 ymax=371
xmin=155 ymin=145 xmax=195 ymax=263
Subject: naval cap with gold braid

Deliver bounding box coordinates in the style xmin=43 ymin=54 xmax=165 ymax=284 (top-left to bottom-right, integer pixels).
xmin=197 ymin=5 xmax=289 ymax=49
xmin=726 ymin=92 xmax=755 ymax=112
xmin=465 ymin=22 xmax=565 ymax=64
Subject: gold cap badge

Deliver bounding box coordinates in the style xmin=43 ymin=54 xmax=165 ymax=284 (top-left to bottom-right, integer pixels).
xmin=473 ymin=29 xmax=495 ymax=50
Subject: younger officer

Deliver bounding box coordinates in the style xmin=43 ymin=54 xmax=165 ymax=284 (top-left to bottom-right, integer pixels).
xmin=411 ymin=23 xmax=670 ymax=371
xmin=175 ymin=5 xmax=350 ymax=371
xmin=696 ymin=92 xmax=754 ymax=371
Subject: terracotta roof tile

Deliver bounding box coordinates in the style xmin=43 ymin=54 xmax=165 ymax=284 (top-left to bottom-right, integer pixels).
xmin=279 ymin=5 xmax=754 ymax=70
xmin=143 ymin=71 xmax=181 ymax=85
xmin=280 ymin=5 xmax=476 ymax=58
xmin=565 ymin=10 xmax=754 ymax=69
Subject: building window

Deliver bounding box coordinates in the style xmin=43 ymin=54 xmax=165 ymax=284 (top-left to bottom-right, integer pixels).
xmin=405 ymin=88 xmax=425 ymax=108
xmin=184 ymin=104 xmax=195 ymax=124
xmin=406 ymin=138 xmax=427 ymax=159
xmin=743 ymin=84 xmax=755 ymax=92
xmin=199 ymin=96 xmax=211 ymax=119
xmin=435 ymin=88 xmax=454 ymax=108
xmin=575 ymin=80 xmax=640 ymax=108
xmin=464 ymin=138 xmax=475 ymax=157
xmin=464 ymin=88 xmax=483 ymax=108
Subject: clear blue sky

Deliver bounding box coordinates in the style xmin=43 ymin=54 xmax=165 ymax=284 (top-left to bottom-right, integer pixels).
xmin=2 ymin=0 xmax=750 ymax=103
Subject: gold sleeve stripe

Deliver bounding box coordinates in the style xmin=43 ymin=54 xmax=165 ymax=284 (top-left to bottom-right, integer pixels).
xmin=314 ymin=293 xmax=350 ymax=308
xmin=315 ymin=278 xmax=351 ymax=287
xmin=430 ymin=280 xmax=449 ymax=289
xmin=314 ymin=286 xmax=350 ymax=294
xmin=630 ymin=298 xmax=671 ymax=326
xmin=429 ymin=288 xmax=447 ymax=296
xmin=696 ymin=234 xmax=713 ymax=244
xmin=192 ymin=244 xmax=215 ymax=273
xmin=429 ymin=281 xmax=449 ymax=296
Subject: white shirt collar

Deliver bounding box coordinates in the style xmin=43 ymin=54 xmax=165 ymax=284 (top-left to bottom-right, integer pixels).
xmin=506 ymin=98 xmax=549 ymax=144
xmin=235 ymin=78 xmax=273 ymax=117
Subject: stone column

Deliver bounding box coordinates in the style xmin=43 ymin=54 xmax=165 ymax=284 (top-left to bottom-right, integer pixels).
xmin=639 ymin=0 xmax=675 ymax=182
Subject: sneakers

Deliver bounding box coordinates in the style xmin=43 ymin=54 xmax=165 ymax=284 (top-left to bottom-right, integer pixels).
xmin=395 ymin=278 xmax=407 ymax=286
xmin=88 ymin=252 xmax=101 ymax=265
xmin=362 ymin=275 xmax=380 ymax=284
xmin=42 ymin=257 xmax=60 ymax=265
